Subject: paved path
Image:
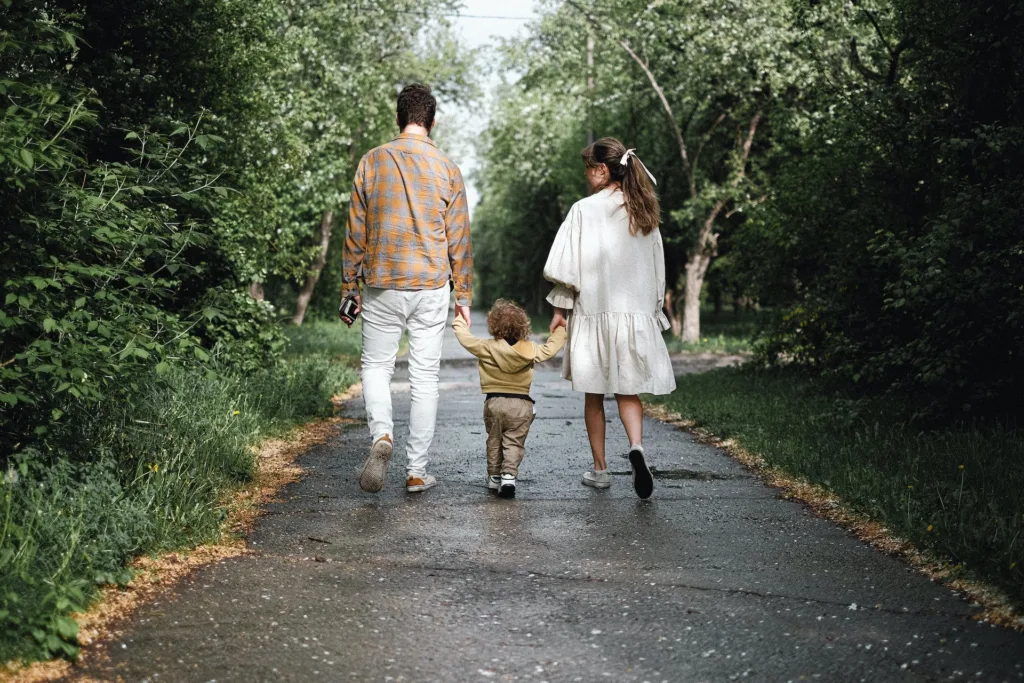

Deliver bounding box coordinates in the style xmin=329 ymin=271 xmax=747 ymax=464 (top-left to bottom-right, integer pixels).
xmin=76 ymin=319 xmax=1024 ymax=682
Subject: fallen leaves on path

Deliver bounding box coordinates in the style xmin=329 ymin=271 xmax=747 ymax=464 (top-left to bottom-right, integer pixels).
xmin=644 ymin=402 xmax=1023 ymax=632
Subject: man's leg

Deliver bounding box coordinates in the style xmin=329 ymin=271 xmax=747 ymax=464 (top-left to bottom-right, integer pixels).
xmin=360 ymin=288 xmax=405 ymax=446
xmin=403 ymin=286 xmax=449 ymax=478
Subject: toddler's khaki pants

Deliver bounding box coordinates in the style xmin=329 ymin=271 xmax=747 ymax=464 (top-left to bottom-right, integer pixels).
xmin=483 ymin=396 xmax=535 ymax=477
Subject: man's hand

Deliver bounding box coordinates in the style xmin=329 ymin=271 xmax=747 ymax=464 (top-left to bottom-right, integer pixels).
xmin=339 ymin=294 xmax=362 ymax=327
xmin=455 ymin=304 xmax=472 ymax=328
xmin=550 ymin=308 xmax=568 ymax=333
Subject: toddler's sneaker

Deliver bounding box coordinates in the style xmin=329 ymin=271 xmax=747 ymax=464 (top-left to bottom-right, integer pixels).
xmin=358 ymin=435 xmax=393 ymax=493
xmin=406 ymin=473 xmax=437 ymax=493
xmin=499 ymin=474 xmax=516 ymax=498
xmin=628 ymin=445 xmax=654 ymax=499
xmin=582 ymin=470 xmax=611 ymax=489
xmin=487 ymin=475 xmax=501 ymax=491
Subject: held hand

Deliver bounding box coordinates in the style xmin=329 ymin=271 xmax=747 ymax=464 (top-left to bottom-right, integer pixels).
xmin=455 ymin=304 xmax=472 ymax=328
xmin=339 ymin=294 xmax=362 ymax=327
xmin=549 ymin=308 xmax=567 ymax=334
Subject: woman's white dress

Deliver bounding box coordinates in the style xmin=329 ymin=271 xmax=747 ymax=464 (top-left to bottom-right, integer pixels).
xmin=543 ymin=187 xmax=676 ymax=396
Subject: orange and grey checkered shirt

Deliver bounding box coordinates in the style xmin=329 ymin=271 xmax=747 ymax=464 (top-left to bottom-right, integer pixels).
xmin=342 ymin=132 xmax=473 ymax=305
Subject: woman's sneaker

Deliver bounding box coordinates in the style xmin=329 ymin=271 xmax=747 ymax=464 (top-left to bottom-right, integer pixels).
xmin=499 ymin=474 xmax=516 ymax=498
xmin=358 ymin=435 xmax=393 ymax=493
xmin=628 ymin=445 xmax=654 ymax=499
xmin=487 ymin=475 xmax=501 ymax=491
xmin=582 ymin=470 xmax=611 ymax=489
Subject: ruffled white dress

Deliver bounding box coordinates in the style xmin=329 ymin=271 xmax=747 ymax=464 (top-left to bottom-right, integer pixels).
xmin=543 ymin=187 xmax=677 ymax=396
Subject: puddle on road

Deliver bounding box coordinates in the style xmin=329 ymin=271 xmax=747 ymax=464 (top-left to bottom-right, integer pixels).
xmin=608 ymin=468 xmax=740 ymax=481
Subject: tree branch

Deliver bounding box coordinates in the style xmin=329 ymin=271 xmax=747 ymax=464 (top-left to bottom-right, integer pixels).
xmin=566 ymin=0 xmax=695 ymax=196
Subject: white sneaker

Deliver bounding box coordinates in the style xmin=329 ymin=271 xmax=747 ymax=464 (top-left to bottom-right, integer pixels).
xmin=487 ymin=475 xmax=501 ymax=491
xmin=499 ymin=474 xmax=516 ymax=498
xmin=406 ymin=473 xmax=437 ymax=493
xmin=358 ymin=435 xmax=393 ymax=493
xmin=582 ymin=470 xmax=611 ymax=489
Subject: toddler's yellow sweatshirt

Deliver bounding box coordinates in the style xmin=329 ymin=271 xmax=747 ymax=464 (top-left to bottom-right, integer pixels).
xmin=452 ymin=316 xmax=566 ymax=395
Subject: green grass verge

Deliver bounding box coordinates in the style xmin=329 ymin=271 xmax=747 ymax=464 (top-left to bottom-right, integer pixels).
xmin=663 ymin=309 xmax=763 ymax=354
xmin=654 ymin=366 xmax=1024 ymax=607
xmin=1 ymin=324 xmax=359 ymax=663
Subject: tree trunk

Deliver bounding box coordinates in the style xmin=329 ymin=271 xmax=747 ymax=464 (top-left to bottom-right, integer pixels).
xmin=682 ymin=251 xmax=712 ymax=343
xmin=713 ymin=288 xmax=723 ymax=316
xmin=292 ymin=210 xmax=333 ymax=326
xmin=248 ymin=281 xmax=264 ymax=301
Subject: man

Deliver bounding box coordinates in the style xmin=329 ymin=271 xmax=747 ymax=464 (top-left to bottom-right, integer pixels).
xmin=341 ymin=83 xmax=472 ymax=494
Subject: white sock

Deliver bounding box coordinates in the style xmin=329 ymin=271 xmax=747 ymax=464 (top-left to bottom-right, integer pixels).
xmin=630 ymin=443 xmax=644 ymax=453
xmin=594 ymin=468 xmax=607 ymax=474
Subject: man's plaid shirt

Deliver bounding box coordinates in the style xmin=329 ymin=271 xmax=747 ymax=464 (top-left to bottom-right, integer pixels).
xmin=342 ymin=132 xmax=473 ymax=305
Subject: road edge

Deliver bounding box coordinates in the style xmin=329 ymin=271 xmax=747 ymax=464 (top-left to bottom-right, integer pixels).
xmin=644 ymin=402 xmax=1024 ymax=632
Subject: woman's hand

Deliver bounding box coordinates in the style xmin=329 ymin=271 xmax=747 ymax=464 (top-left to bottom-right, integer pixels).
xmin=549 ymin=308 xmax=568 ymax=333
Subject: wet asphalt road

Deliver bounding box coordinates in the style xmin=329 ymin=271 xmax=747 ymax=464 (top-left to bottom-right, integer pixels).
xmin=75 ymin=319 xmax=1024 ymax=682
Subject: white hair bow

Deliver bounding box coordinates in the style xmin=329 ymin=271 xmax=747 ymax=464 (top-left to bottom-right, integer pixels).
xmin=619 ymin=148 xmax=657 ymax=185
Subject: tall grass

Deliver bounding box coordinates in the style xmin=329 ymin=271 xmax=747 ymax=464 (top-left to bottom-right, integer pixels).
xmin=1 ymin=326 xmax=359 ymax=663
xmin=655 ymin=367 xmax=1024 ymax=607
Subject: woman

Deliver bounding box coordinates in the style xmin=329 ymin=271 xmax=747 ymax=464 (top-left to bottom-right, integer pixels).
xmin=544 ymin=137 xmax=676 ymax=499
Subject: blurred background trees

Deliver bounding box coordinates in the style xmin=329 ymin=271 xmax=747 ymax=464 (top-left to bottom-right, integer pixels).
xmin=474 ymin=0 xmax=1023 ymax=418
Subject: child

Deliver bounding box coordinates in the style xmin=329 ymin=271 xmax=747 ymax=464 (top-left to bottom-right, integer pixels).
xmin=452 ymin=299 xmax=567 ymax=498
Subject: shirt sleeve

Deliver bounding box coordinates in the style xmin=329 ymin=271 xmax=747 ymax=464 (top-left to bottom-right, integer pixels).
xmin=445 ymin=165 xmax=473 ymax=306
xmin=452 ymin=315 xmax=488 ymax=359
xmin=532 ymin=326 xmax=567 ymax=362
xmin=342 ymin=157 xmax=368 ymax=298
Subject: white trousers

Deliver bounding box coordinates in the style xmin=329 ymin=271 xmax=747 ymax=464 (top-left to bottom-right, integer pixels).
xmin=360 ymin=286 xmax=449 ymax=476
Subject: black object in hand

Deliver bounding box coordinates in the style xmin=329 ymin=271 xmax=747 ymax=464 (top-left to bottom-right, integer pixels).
xmin=339 ymin=296 xmax=360 ymax=325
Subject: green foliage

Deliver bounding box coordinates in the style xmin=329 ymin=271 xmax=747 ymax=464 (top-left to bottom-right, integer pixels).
xmin=737 ymin=0 xmax=1024 ymax=417
xmin=656 ymin=367 xmax=1024 ymax=607
xmin=0 ymin=355 xmax=356 ymax=662
xmin=0 ymin=0 xmax=469 ymax=666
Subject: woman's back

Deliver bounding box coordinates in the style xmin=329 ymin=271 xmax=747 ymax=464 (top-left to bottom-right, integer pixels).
xmin=574 ymin=188 xmax=663 ymax=317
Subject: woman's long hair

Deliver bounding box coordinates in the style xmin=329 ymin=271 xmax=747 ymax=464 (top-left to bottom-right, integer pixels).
xmin=582 ymin=137 xmax=660 ymax=236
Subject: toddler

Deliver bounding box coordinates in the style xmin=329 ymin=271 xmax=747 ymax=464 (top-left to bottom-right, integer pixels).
xmin=453 ymin=299 xmax=566 ymax=498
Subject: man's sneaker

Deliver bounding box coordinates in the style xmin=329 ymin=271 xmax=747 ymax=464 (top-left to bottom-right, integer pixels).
xmin=406 ymin=473 xmax=437 ymax=493
xmin=358 ymin=435 xmax=393 ymax=493
xmin=628 ymin=445 xmax=654 ymax=499
xmin=487 ymin=475 xmax=501 ymax=491
xmin=499 ymin=474 xmax=516 ymax=498
xmin=582 ymin=470 xmax=611 ymax=489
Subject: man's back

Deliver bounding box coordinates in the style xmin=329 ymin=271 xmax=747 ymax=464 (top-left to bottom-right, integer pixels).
xmin=343 ymin=132 xmax=472 ymax=306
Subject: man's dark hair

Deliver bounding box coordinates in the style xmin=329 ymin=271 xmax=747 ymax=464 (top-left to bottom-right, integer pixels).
xmin=397 ymin=83 xmax=436 ymax=129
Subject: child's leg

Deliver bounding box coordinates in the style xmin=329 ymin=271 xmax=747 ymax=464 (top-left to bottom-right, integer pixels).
xmin=483 ymin=401 xmax=504 ymax=476
xmin=614 ymin=394 xmax=644 ymax=447
xmin=584 ymin=392 xmax=607 ymax=471
xmin=500 ymin=403 xmax=535 ymax=477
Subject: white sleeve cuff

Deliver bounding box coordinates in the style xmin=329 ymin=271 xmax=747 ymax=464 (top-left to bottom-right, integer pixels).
xmin=546 ymin=285 xmax=576 ymax=310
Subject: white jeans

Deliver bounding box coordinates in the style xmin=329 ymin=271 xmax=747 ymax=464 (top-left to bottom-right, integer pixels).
xmin=360 ymin=286 xmax=449 ymax=476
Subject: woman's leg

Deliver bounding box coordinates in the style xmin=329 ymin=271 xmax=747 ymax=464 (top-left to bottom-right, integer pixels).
xmin=584 ymin=393 xmax=607 ymax=471
xmin=614 ymin=394 xmax=644 ymax=448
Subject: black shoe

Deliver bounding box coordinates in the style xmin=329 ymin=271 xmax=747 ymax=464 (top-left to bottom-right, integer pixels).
xmin=628 ymin=446 xmax=654 ymax=499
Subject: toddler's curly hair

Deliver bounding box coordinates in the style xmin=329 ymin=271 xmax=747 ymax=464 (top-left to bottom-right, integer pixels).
xmin=487 ymin=299 xmax=532 ymax=345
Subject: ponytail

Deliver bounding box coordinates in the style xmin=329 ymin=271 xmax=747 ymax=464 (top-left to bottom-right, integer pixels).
xmin=581 ymin=137 xmax=661 ymax=236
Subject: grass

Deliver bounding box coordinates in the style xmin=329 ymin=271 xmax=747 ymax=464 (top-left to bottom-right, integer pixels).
xmin=0 ymin=322 xmax=360 ymax=664
xmin=663 ymin=308 xmax=763 ymax=354
xmin=654 ymin=366 xmax=1024 ymax=608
